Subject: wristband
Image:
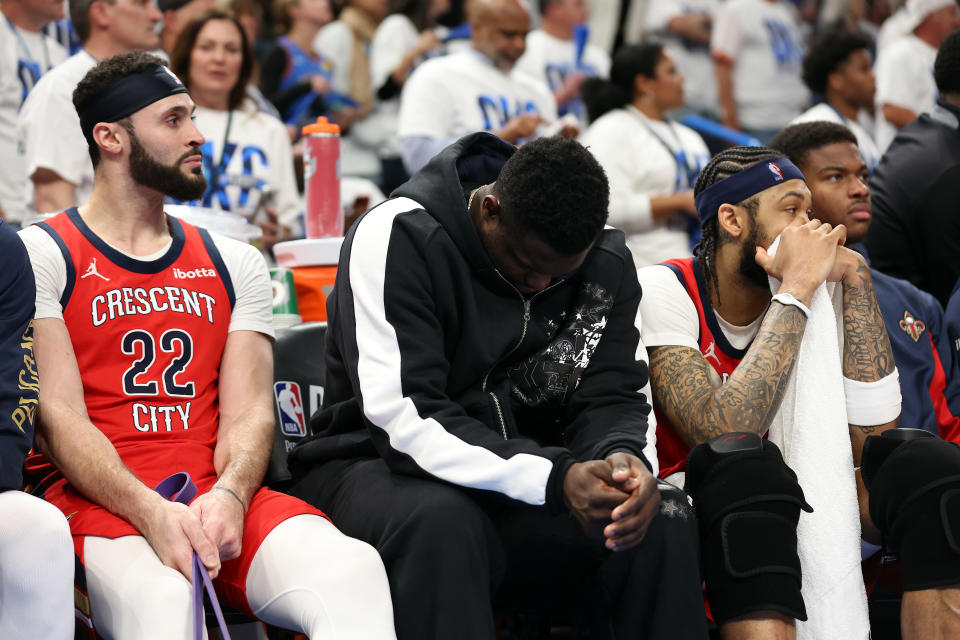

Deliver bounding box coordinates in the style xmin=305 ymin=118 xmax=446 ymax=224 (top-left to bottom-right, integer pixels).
xmin=770 ymin=292 xmax=811 ymax=318
xmin=844 ymin=369 xmax=901 ymax=426
xmin=213 ymin=485 xmax=246 ymax=512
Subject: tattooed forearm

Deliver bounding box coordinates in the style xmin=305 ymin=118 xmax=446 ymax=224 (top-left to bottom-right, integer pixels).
xmin=842 ymin=261 xmax=895 ymax=381
xmin=648 ymin=302 xmax=807 ymax=447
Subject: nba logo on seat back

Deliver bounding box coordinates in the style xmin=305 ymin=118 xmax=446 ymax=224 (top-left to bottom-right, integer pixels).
xmin=274 ymin=381 xmax=307 ymax=437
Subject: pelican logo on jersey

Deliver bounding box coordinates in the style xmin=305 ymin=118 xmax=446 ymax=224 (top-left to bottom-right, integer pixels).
xmin=90 ymin=286 xmax=218 ymax=326
xmin=275 ymin=381 xmax=307 ymax=436
xmin=477 ymin=94 xmax=540 ymax=131
xmin=899 ymin=310 xmax=926 ymax=342
xmin=12 ymin=322 xmax=39 ymax=433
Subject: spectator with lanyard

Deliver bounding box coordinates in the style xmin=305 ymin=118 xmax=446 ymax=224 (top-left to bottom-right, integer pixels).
xmin=791 ymin=29 xmax=881 ymax=173
xmin=369 ymin=0 xmax=449 ymax=193
xmin=261 ymin=0 xmax=355 ymax=138
xmin=170 ymin=10 xmax=301 ymax=250
xmin=581 ymin=43 xmax=709 ymax=267
xmin=0 ymin=0 xmax=68 ymax=225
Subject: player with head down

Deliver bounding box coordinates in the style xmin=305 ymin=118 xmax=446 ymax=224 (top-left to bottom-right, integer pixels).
xmin=638 ymin=145 xmax=960 ymax=639
xmin=17 ymin=51 xmax=396 ymax=639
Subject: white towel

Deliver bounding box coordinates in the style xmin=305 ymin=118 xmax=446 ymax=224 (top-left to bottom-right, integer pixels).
xmin=766 ymin=237 xmax=870 ymax=640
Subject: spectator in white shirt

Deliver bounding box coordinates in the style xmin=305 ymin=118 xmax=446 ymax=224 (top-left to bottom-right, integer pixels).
xmin=17 ymin=0 xmax=163 ymax=215
xmin=581 ymin=42 xmax=710 ymax=267
xmin=370 ymin=0 xmax=449 ymax=193
xmin=397 ymin=0 xmax=560 ymax=173
xmin=792 ymin=28 xmax=881 ymax=172
xmin=0 ymin=0 xmax=68 ymax=224
xmin=712 ymin=0 xmax=809 ymax=144
xmin=645 ymin=0 xmax=721 ymax=119
xmin=873 ymin=0 xmax=960 ymax=152
xmin=514 ymin=0 xmax=610 ymax=128
xmin=313 ymin=0 xmax=389 ymax=179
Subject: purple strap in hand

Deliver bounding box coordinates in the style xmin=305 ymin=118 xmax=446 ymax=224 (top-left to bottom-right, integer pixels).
xmin=155 ymin=472 xmax=232 ymax=640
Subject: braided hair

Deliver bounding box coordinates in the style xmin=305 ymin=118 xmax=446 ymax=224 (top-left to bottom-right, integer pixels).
xmin=692 ymin=146 xmax=785 ymax=299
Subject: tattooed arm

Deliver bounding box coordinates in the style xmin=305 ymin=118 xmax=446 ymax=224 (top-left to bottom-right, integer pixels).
xmin=839 ymin=247 xmax=899 ymax=462
xmin=647 ymin=215 xmax=846 ymax=448
xmin=838 ymin=248 xmax=898 ymax=543
xmin=648 ymin=301 xmax=808 ymax=448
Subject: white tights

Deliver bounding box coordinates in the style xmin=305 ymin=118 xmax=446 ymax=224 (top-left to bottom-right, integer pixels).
xmin=0 ymin=490 xmax=73 ymax=639
xmin=83 ymin=514 xmax=396 ymax=639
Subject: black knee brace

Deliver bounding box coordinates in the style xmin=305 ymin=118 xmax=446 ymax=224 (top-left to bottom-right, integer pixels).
xmin=686 ymin=432 xmax=812 ymax=623
xmin=862 ymin=429 xmax=960 ymax=590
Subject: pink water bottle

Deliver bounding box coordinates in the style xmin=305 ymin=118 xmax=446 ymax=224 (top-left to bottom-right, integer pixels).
xmin=302 ymin=117 xmax=342 ymax=238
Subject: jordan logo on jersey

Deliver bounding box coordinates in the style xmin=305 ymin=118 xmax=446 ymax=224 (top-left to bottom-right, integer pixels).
xmin=703 ymin=340 xmax=722 ymax=367
xmin=81 ymin=257 xmax=110 ymax=281
xmin=899 ymin=310 xmax=926 ymax=342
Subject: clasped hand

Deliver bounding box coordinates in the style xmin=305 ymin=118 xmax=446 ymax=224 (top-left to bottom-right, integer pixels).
xmin=563 ymin=452 xmax=660 ymax=552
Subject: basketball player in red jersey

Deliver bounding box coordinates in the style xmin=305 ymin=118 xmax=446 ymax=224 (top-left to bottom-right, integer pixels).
xmin=18 ymin=51 xmax=396 ymax=639
xmin=639 ymin=146 xmax=960 ymax=639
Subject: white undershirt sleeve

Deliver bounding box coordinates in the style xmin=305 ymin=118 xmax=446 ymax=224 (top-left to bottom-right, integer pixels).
xmin=212 ymin=234 xmax=275 ymax=338
xmin=636 ymin=264 xmax=700 ymax=349
xmin=18 ymin=225 xmax=67 ymax=319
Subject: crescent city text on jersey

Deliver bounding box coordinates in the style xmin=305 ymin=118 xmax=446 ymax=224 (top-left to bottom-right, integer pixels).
xmin=90 ymin=286 xmax=217 ymax=327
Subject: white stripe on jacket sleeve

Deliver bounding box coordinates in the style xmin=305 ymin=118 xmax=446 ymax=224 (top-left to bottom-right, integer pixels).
xmin=349 ymin=197 xmax=555 ymax=505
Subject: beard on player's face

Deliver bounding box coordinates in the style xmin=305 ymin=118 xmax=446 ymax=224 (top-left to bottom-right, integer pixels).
xmin=738 ymin=213 xmax=771 ymax=289
xmin=128 ymin=131 xmax=207 ymax=201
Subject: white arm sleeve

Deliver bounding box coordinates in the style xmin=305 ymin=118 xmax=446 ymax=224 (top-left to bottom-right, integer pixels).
xmin=636 ymin=265 xmax=700 ymax=349
xmin=18 ymin=225 xmax=67 ymax=320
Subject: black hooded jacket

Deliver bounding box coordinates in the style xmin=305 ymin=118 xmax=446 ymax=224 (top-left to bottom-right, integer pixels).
xmin=289 ymin=133 xmax=654 ymax=512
